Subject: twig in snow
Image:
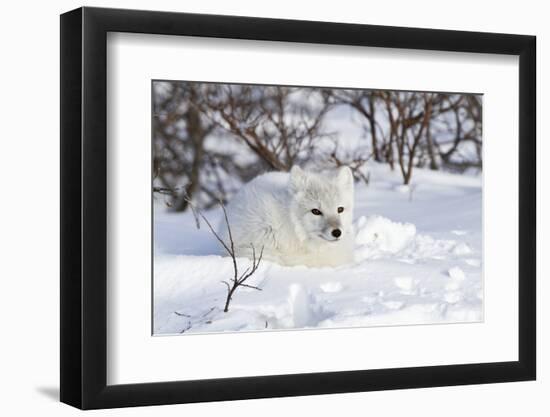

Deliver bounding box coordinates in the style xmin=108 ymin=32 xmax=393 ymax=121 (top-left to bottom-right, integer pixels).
xmin=180 ymin=321 xmax=192 ymax=333
xmin=221 ymin=243 xmax=264 ymax=313
xmin=182 ymin=193 xmax=264 ymax=313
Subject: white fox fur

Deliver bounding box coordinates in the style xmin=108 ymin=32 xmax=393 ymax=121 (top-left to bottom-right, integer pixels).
xmin=221 ymin=166 xmax=355 ymax=267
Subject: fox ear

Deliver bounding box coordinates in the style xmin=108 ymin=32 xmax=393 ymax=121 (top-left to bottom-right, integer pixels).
xmin=290 ymin=166 xmax=307 ymax=192
xmin=337 ymin=166 xmax=353 ymax=189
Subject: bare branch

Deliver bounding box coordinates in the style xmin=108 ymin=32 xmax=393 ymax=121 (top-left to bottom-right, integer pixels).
xmin=181 ymin=192 xmax=264 ymax=313
xmin=239 ymin=283 xmax=263 ymax=291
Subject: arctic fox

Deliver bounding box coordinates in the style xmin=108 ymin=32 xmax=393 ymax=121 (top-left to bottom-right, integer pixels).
xmin=222 ymin=166 xmax=355 ymax=268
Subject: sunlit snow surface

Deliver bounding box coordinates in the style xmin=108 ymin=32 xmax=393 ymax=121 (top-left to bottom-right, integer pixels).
xmin=153 ymin=163 xmax=482 ymax=335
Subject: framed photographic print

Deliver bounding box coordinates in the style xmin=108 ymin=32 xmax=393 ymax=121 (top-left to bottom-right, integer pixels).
xmin=60 ymin=6 xmax=536 ymax=409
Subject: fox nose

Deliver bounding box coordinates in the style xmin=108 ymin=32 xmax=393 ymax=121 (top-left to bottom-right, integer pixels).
xmin=331 ymin=229 xmax=342 ymax=238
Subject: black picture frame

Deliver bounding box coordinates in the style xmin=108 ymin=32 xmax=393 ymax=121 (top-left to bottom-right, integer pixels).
xmin=60 ymin=6 xmax=536 ymax=410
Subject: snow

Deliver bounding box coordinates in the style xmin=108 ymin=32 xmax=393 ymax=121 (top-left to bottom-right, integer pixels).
xmin=153 ymin=163 xmax=483 ymax=335
xmin=448 ymin=266 xmax=467 ymax=281
xmin=320 ymin=282 xmax=344 ymax=293
xmin=355 ymin=215 xmax=417 ymax=254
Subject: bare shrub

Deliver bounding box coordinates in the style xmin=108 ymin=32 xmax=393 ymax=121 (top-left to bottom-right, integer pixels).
xmin=185 ymin=195 xmax=264 ymax=313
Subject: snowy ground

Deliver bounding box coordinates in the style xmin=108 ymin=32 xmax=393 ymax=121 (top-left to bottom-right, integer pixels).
xmin=153 ymin=163 xmax=483 ymax=335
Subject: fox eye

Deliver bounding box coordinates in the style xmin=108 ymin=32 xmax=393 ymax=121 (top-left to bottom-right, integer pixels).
xmin=337 ymin=207 xmax=344 ymax=213
xmin=311 ymin=208 xmax=322 ymax=216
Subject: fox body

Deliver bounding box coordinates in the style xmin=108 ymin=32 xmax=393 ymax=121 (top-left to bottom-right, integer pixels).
xmin=222 ymin=166 xmax=355 ymax=267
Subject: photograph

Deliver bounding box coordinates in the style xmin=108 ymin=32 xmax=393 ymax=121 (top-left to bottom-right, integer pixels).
xmin=53 ymin=3 xmax=538 ymax=411
xmin=152 ymin=81 xmax=484 ymax=335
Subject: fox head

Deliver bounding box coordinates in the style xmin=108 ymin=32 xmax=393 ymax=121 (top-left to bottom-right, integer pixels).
xmin=289 ymin=165 xmax=355 ymax=243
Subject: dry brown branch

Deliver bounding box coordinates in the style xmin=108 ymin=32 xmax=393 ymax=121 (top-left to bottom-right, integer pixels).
xmin=329 ymin=146 xmax=372 ymax=186
xmin=200 ymin=85 xmax=333 ymax=171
